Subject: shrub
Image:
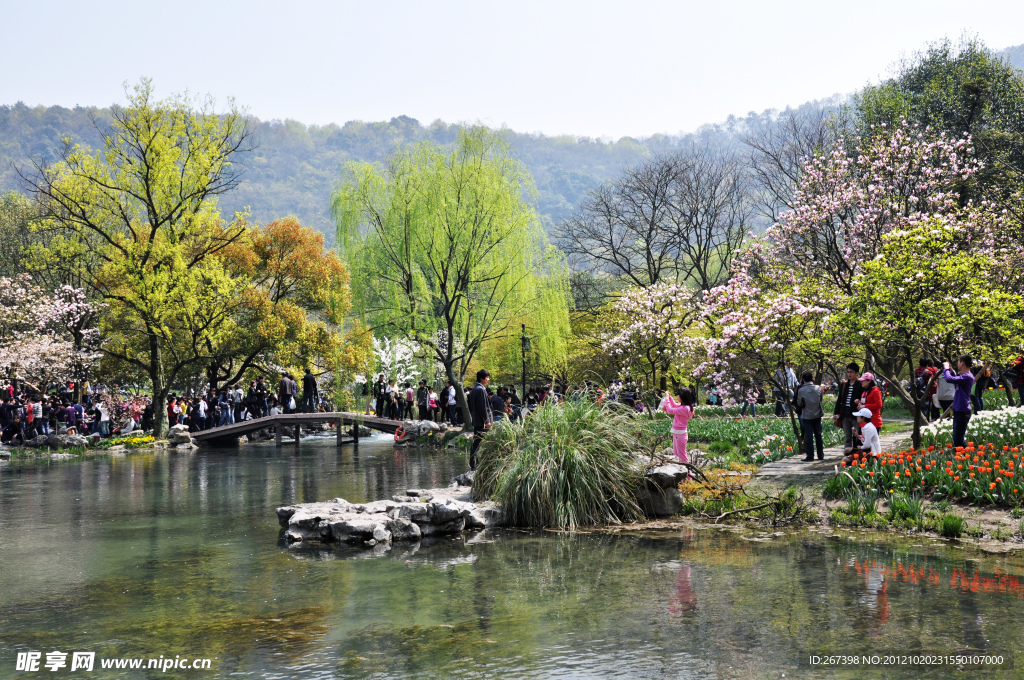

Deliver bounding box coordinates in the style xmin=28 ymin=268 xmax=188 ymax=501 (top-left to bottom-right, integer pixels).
xmin=473 ymin=400 xmax=645 ymax=528
xmin=939 ymin=513 xmax=966 ymax=538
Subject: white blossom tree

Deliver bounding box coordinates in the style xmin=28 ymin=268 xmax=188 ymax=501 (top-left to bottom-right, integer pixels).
xmin=0 ymin=274 xmax=101 ymax=389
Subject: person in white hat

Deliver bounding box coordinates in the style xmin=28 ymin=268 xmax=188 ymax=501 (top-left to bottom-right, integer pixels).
xmin=841 ymin=408 xmax=879 ymax=465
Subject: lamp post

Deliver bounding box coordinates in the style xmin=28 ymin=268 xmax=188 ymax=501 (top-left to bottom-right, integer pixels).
xmin=521 ymin=323 xmax=531 ymax=400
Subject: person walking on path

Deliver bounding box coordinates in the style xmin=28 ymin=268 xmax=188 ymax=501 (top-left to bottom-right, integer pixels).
xmin=739 ymin=374 xmax=758 ymax=417
xmin=428 ymin=387 xmax=440 ymax=421
xmin=833 ymin=363 xmax=864 ymax=456
xmin=255 ymin=377 xmax=270 ymax=417
xmin=662 ymin=387 xmax=695 ymax=464
xmin=943 ymin=355 xmax=976 ymax=449
xmin=468 ymin=369 xmax=493 ymax=471
xmin=404 ymin=382 xmax=415 ymax=419
xmin=772 ymin=362 xmax=788 ymax=417
xmin=384 ymin=379 xmax=398 ymax=420
xmin=796 ymin=371 xmax=824 ymax=461
xmin=302 ymin=369 xmax=319 ymax=413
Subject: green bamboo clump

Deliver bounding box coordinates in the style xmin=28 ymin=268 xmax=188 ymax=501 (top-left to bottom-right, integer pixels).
xmin=473 ymin=400 xmax=646 ymax=529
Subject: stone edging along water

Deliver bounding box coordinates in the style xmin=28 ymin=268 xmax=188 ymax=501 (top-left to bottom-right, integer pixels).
xmin=276 ymin=463 xmax=693 ymax=547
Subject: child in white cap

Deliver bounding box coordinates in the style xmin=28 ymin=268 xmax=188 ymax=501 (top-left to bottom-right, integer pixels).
xmin=841 ymin=408 xmax=879 ymax=465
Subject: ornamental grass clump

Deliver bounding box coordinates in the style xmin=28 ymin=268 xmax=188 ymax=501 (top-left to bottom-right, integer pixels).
xmin=473 ymin=400 xmax=645 ymax=529
xmin=939 ymin=513 xmax=966 ymax=538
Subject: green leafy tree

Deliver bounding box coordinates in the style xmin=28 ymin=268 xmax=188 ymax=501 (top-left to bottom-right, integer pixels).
xmin=333 ymin=128 xmax=571 ymax=423
xmin=25 ymin=79 xmax=254 ymax=436
xmin=854 ymin=36 xmax=1024 ymax=219
xmin=835 ymin=221 xmax=1024 ymax=448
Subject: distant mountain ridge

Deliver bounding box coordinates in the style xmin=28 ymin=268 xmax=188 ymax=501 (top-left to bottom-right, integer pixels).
xmin=1 ymin=42 xmax=1020 ymax=240
xmin=1005 ymin=42 xmax=1024 ymax=70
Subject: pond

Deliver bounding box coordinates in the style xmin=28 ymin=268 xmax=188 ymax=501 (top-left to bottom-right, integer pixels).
xmin=1 ymin=435 xmax=1023 ymax=678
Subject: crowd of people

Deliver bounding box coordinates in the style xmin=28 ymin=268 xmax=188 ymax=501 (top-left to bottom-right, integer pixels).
xmin=166 ymin=369 xmax=328 ymax=432
xmin=0 ymin=368 xmax=332 ymax=445
xmin=361 ymin=374 xmax=567 ymax=425
xmin=6 ymin=355 xmax=1014 ymax=465
xmin=0 ymin=380 xmax=147 ymax=445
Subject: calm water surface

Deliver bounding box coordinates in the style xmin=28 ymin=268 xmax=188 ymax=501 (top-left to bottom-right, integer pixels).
xmin=2 ymin=434 xmax=1024 ymax=679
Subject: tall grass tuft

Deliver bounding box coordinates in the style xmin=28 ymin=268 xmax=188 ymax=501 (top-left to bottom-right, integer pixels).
xmin=473 ymin=400 xmax=646 ymax=529
xmin=939 ymin=513 xmax=966 ymax=538
xmin=886 ymin=492 xmax=923 ymax=522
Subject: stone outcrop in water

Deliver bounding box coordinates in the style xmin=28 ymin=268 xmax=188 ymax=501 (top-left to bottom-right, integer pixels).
xmin=277 ymin=461 xmax=689 ymax=548
xmin=22 ymin=433 xmax=90 ymax=449
xmin=276 ymin=484 xmax=502 ymax=546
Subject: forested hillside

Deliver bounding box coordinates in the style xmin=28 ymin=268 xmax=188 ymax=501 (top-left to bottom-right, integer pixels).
xmin=2 ymin=42 xmax=1020 ymax=239
xmin=0 ymin=101 xmax=832 ymax=240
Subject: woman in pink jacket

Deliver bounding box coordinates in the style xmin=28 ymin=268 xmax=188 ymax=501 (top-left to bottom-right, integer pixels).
xmin=662 ymin=387 xmax=695 ymax=464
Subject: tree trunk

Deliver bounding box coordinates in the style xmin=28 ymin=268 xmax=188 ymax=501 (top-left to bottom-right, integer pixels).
xmin=149 ymin=334 xmax=169 ymax=438
xmin=787 ymin=394 xmax=804 ymax=456
xmin=1004 ymin=372 xmax=1016 ymax=407
xmin=206 ymin=363 xmax=220 ymax=394
xmin=911 ymin=394 xmax=925 ymax=449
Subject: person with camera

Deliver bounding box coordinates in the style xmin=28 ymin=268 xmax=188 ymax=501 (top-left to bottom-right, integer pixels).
xmin=942 ymin=355 xmax=976 ymax=449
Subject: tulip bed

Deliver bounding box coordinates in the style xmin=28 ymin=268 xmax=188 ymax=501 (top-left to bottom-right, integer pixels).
xmin=835 ymin=440 xmax=1024 ymax=507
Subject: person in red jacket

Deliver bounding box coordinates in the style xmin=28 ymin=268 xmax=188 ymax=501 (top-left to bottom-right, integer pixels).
xmin=857 ymin=372 xmax=884 ymax=431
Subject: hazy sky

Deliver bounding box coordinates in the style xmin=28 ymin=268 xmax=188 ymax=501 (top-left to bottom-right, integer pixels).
xmin=3 ymin=0 xmax=1023 ymax=138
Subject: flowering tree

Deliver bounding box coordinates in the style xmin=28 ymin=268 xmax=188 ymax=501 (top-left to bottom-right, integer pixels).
xmin=770 ymin=119 xmax=985 ymax=296
xmin=0 ymin=275 xmax=101 ymax=388
xmin=372 ymin=336 xmax=420 ymax=385
xmin=602 ymin=282 xmax=703 ymax=389
xmin=767 ymin=119 xmax=1022 ymax=391
xmin=699 ymin=246 xmax=832 ymax=455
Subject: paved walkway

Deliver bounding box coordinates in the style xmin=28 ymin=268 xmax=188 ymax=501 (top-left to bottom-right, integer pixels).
xmin=756 ymin=421 xmax=913 ymax=477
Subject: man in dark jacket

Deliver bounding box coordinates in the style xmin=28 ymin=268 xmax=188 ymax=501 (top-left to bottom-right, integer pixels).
xmin=1 ymin=414 xmax=25 ymax=444
xmin=373 ymin=375 xmax=385 ymax=418
xmin=301 ymin=369 xmax=319 ymax=413
xmin=416 ymin=380 xmax=429 ymax=420
xmin=490 ymin=388 xmax=507 ymax=421
xmin=833 ymin=362 xmax=864 ymax=455
xmin=255 ymin=376 xmax=269 ymax=417
xmin=468 ymin=369 xmax=493 ymax=471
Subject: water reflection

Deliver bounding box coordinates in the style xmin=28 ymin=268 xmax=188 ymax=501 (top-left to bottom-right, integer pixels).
xmin=1 ymin=439 xmax=1023 ymax=678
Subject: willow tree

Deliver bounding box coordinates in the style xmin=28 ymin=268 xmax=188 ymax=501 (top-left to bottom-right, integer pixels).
xmin=333 ymin=128 xmax=570 ymax=423
xmin=24 ymin=79 xmax=254 ymax=437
